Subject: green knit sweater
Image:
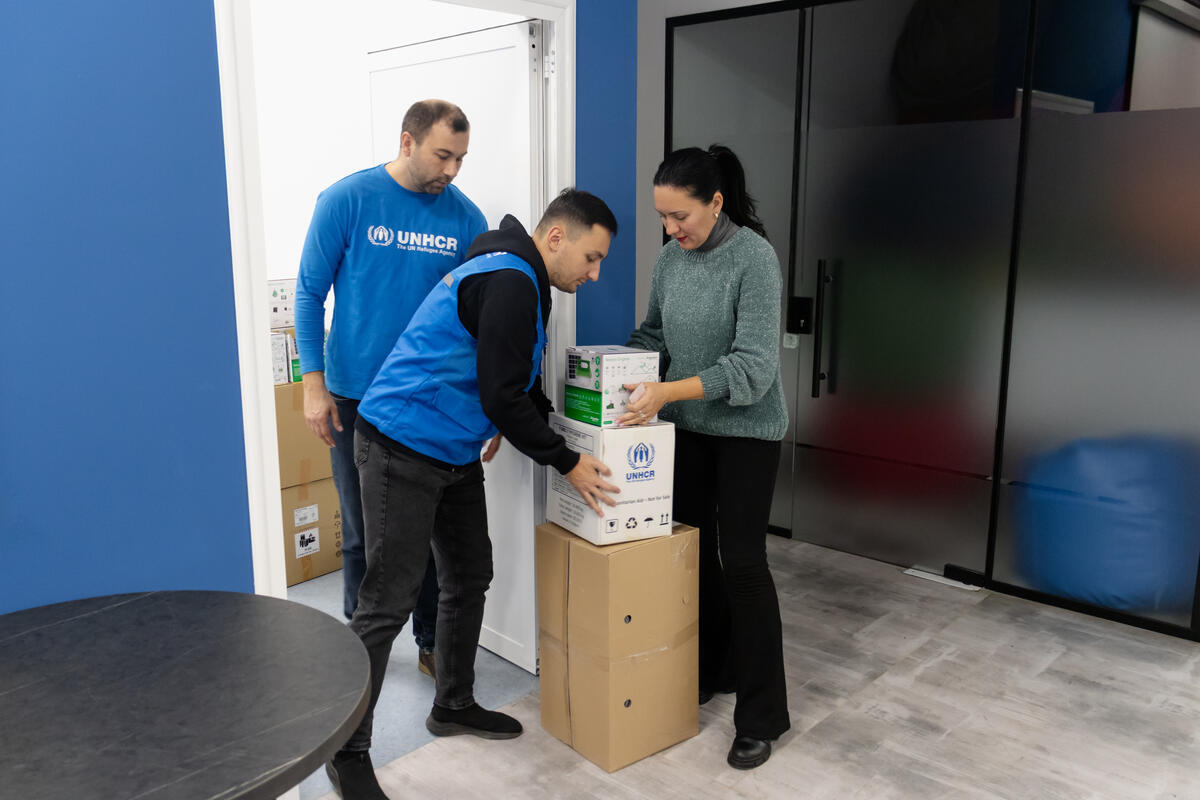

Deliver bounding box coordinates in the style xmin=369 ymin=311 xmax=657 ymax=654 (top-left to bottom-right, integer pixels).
xmin=627 ymin=226 xmax=788 ymax=441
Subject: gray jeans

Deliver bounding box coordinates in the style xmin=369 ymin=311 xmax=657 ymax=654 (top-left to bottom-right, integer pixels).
xmin=342 ymin=428 xmax=493 ymax=752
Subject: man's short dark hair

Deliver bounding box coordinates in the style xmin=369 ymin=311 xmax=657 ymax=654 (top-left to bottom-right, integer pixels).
xmin=401 ymin=99 xmax=469 ymax=144
xmin=536 ymin=188 xmax=618 ymax=238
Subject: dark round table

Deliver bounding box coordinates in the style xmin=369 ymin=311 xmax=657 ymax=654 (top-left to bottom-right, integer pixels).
xmin=0 ymin=590 xmax=369 ymax=800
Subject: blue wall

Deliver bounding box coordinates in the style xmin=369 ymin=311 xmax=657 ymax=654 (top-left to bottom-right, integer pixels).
xmin=575 ymin=0 xmax=638 ymax=345
xmin=0 ymin=1 xmax=254 ymax=613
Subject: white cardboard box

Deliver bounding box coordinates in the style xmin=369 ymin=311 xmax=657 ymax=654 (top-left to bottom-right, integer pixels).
xmin=269 ymin=279 xmax=294 ymax=329
xmin=564 ymin=346 xmax=659 ymax=427
xmin=547 ymin=412 xmax=674 ymax=545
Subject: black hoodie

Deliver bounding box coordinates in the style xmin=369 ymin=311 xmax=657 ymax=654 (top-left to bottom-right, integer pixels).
xmin=456 ymin=215 xmax=579 ymax=475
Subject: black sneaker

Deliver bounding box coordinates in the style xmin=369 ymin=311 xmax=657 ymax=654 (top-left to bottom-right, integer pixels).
xmin=425 ymin=702 xmax=523 ymax=740
xmin=325 ymin=750 xmax=389 ymax=799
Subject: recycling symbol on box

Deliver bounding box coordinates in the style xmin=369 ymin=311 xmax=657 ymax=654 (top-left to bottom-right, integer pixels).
xmin=625 ymin=517 xmax=638 ymax=529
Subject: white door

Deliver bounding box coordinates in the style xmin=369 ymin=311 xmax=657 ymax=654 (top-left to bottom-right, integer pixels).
xmin=368 ymin=22 xmax=545 ymax=673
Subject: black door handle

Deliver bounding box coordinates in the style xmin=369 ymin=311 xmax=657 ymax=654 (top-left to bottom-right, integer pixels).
xmin=811 ymin=259 xmax=832 ymax=398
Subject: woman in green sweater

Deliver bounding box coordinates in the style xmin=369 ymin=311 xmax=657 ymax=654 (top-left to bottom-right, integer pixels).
xmin=624 ymin=145 xmax=790 ymax=769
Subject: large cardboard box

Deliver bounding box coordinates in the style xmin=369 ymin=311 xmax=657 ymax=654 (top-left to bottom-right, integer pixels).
xmin=537 ymin=521 xmax=699 ymax=772
xmin=280 ymin=477 xmax=342 ymax=586
xmin=564 ymin=345 xmax=659 ymax=427
xmin=275 ymin=382 xmax=334 ymax=489
xmin=547 ymin=413 xmax=673 ymax=545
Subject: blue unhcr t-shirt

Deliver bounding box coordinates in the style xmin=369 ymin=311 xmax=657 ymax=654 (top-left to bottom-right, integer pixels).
xmin=294 ymin=164 xmax=488 ymax=398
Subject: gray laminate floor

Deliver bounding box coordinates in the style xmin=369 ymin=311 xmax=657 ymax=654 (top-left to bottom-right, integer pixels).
xmin=297 ymin=536 xmax=1200 ymax=800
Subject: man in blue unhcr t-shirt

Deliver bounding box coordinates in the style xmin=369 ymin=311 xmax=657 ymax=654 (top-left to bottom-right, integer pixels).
xmin=294 ymin=100 xmax=488 ymax=682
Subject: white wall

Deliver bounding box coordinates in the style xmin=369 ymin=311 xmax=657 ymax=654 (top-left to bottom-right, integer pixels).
xmin=249 ymin=0 xmax=524 ymax=283
xmin=1131 ymin=7 xmax=1200 ymax=111
xmin=634 ymin=0 xmax=765 ymax=321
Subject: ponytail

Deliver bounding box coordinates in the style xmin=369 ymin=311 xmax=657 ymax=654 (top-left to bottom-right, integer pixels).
xmin=653 ymin=144 xmax=767 ymax=240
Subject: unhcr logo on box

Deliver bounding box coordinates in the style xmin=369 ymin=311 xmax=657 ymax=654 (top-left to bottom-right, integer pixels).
xmin=626 ymin=441 xmax=656 ymax=482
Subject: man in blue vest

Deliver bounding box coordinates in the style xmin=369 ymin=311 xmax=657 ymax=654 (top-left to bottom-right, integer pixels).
xmin=325 ymin=189 xmax=620 ymax=800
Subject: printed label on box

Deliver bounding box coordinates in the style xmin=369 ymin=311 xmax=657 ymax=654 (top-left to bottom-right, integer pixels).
xmin=294 ymin=502 xmax=319 ymax=527
xmin=294 ymin=527 xmax=320 ymax=558
xmin=271 ymin=332 xmax=290 ymax=385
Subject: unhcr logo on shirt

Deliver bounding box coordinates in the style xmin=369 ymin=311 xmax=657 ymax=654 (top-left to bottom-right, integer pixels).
xmin=625 ymin=441 xmax=656 ymax=482
xmin=367 ymin=225 xmax=394 ymax=246
xmin=365 ymin=225 xmax=459 ymax=256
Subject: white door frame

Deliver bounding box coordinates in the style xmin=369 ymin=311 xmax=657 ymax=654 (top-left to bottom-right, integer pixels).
xmin=212 ymin=0 xmax=577 ymax=598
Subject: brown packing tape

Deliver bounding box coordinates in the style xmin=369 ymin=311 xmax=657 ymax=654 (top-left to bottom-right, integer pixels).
xmin=299 ymin=458 xmax=312 ymax=485
xmin=539 ymin=629 xmax=567 ymax=652
xmin=296 ymin=482 xmax=311 ymax=502
xmin=537 ymin=632 xmax=573 ymax=747
xmin=292 ymin=384 xmax=305 ymax=410
xmin=671 ymin=530 xmax=699 ymax=571
xmin=566 ymin=621 xmax=698 ymax=674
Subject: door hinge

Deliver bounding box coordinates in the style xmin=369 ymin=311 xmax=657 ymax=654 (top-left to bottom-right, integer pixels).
xmin=543 ymin=52 xmax=556 ymax=77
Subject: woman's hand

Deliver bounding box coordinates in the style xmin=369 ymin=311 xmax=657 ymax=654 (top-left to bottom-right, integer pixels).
xmin=618 ymin=381 xmax=671 ymax=426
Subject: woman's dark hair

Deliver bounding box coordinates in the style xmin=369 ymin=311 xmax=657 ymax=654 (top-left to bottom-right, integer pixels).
xmin=653 ymin=144 xmax=766 ymax=239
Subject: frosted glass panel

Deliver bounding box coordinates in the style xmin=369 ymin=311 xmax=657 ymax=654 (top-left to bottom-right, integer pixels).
xmin=671 ymin=10 xmax=800 ymax=275
xmin=995 ymin=106 xmax=1200 ymax=625
xmin=785 ymin=0 xmax=1029 ymax=572
xmin=670 ymin=9 xmax=801 ymax=532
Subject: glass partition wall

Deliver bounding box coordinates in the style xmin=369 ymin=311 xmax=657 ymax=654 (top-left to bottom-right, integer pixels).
xmin=992 ymin=0 xmax=1200 ymax=630
xmin=667 ymin=0 xmax=1200 ymax=639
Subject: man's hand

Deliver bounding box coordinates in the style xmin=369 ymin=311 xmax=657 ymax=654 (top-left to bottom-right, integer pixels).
xmin=481 ymin=433 xmax=503 ymax=463
xmin=301 ymin=372 xmax=341 ymax=447
xmin=565 ymin=454 xmax=619 ymax=516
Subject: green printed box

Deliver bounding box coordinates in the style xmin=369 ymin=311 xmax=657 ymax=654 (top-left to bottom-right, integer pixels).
xmin=564 ymin=385 xmax=604 ymax=426
xmin=564 ymin=346 xmax=659 ymax=427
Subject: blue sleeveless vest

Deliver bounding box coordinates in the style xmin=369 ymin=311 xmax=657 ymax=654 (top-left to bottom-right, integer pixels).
xmin=357 ymin=252 xmax=546 ymax=465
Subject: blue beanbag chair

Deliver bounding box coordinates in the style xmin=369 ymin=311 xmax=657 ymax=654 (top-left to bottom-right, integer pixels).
xmin=1013 ymin=436 xmax=1200 ymax=614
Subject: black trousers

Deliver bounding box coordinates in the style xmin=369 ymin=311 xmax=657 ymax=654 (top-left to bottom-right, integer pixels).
xmin=674 ymin=428 xmax=790 ymax=741
xmin=343 ymin=431 xmax=493 ymax=752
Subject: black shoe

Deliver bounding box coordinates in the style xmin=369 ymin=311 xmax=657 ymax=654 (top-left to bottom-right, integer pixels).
xmin=727 ymin=735 xmax=771 ymax=770
xmin=417 ymin=647 xmax=435 ymax=679
xmin=425 ymin=702 xmax=523 ymax=740
xmin=325 ymin=750 xmax=390 ymax=799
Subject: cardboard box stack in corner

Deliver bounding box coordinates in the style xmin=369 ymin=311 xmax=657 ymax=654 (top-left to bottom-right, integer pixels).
xmin=536 ymin=521 xmax=699 ymax=772
xmin=269 ymin=279 xmax=301 ymax=386
xmin=270 ymin=278 xmax=341 ymax=586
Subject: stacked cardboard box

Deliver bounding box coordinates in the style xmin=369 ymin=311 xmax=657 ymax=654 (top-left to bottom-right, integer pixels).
xmin=538 ymin=345 xmax=695 ymax=770
xmin=547 ymin=413 xmax=675 ymax=546
xmin=536 ymin=521 xmax=699 ymax=772
xmin=269 ymin=279 xmax=301 ymax=385
xmin=563 ymin=345 xmax=659 ymax=427
xmin=270 ymin=277 xmax=341 ymax=586
xmin=275 ymin=382 xmax=340 ymax=587
xmin=270 ymin=328 xmax=300 ymax=386
xmin=549 ymin=345 xmax=673 ymax=547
